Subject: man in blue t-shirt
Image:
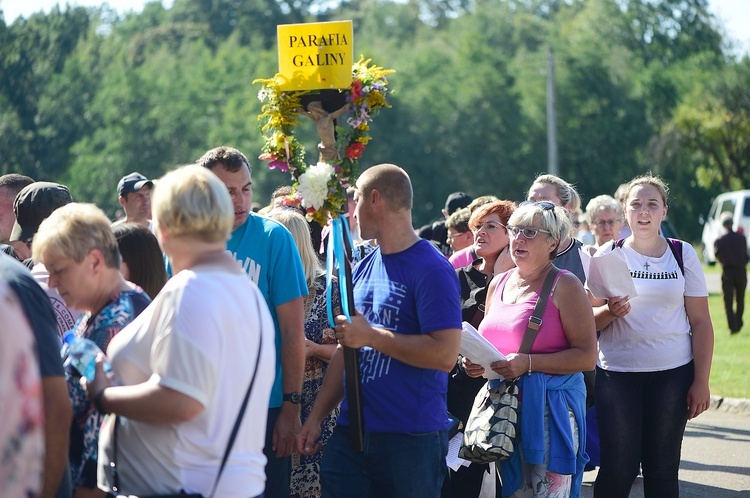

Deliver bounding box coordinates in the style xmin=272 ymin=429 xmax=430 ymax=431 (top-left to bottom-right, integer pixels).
xmin=297 ymin=164 xmax=462 ymax=497
xmin=198 ymin=147 xmax=307 ymax=498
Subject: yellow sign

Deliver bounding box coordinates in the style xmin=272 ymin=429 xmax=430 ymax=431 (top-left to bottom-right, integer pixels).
xmin=277 ymin=21 xmax=353 ymax=91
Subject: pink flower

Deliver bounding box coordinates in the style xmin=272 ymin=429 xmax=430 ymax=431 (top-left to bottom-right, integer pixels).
xmin=259 ymin=152 xmax=278 ymax=161
xmin=346 ymin=143 xmax=365 ymax=160
xmin=268 ymin=160 xmax=289 ymax=173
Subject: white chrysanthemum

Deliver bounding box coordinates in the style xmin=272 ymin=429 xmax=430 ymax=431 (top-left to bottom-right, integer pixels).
xmin=297 ymin=162 xmax=335 ymax=210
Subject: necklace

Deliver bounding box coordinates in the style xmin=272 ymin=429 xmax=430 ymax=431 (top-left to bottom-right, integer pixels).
xmin=630 ymin=238 xmax=665 ymax=271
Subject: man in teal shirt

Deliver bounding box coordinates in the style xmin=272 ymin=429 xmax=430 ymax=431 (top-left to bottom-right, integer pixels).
xmin=199 ymin=147 xmax=307 ymax=498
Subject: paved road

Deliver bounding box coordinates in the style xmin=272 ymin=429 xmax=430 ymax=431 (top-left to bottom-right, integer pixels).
xmin=580 ymin=409 xmax=750 ymax=497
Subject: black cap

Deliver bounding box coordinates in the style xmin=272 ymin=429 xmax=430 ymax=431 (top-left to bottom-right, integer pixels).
xmin=117 ymin=172 xmax=154 ymax=197
xmin=444 ymin=192 xmax=473 ymax=215
xmin=10 ymin=182 xmax=73 ymax=243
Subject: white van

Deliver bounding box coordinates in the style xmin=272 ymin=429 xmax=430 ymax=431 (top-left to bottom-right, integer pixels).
xmin=700 ymin=190 xmax=750 ymax=264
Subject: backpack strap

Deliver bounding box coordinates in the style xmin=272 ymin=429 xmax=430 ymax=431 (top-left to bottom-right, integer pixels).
xmin=612 ymin=238 xmax=684 ymax=275
xmin=666 ymin=238 xmax=684 ymax=275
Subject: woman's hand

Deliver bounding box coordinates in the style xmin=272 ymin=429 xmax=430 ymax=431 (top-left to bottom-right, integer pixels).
xmin=687 ymin=380 xmax=711 ymax=419
xmin=305 ymin=338 xmax=318 ymax=359
xmin=461 ymin=357 xmax=486 ymax=378
xmin=80 ymin=354 xmax=113 ymax=412
xmin=494 ymin=245 xmax=515 ymax=275
xmin=607 ymin=296 xmax=631 ymax=318
xmin=490 ymin=353 xmax=529 ymax=380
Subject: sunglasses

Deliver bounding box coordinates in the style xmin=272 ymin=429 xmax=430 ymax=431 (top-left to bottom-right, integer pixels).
xmin=520 ymin=200 xmax=557 ymax=211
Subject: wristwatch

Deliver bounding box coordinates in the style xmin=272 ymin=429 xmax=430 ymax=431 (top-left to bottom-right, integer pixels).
xmin=283 ymin=392 xmax=302 ymax=404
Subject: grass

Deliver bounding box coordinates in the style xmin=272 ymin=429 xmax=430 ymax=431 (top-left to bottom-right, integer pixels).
xmin=707 ymin=283 xmax=750 ymax=399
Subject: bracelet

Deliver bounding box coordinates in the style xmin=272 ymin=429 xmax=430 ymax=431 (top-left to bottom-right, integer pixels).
xmin=527 ymin=354 xmax=532 ymax=375
xmin=93 ymin=388 xmax=109 ymax=414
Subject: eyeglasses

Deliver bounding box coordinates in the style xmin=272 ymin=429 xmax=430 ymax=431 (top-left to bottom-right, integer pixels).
xmin=446 ymin=231 xmax=468 ymax=240
xmin=506 ymin=225 xmax=551 ymax=239
xmin=472 ymin=221 xmax=505 ymax=233
xmin=594 ymin=219 xmax=620 ymax=228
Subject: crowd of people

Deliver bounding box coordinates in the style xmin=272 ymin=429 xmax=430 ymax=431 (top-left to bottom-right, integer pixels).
xmin=0 ymin=148 xmax=717 ymax=498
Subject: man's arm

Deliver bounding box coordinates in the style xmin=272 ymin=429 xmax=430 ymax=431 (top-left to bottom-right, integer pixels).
xmin=40 ymin=376 xmax=72 ymax=498
xmin=273 ymin=297 xmax=305 ymax=457
xmin=333 ymin=314 xmax=460 ymax=372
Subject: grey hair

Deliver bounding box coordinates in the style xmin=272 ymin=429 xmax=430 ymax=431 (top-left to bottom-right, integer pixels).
xmin=508 ymin=203 xmax=571 ymax=260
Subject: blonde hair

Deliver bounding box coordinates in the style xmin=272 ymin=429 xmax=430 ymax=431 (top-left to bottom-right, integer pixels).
xmin=266 ymin=208 xmax=322 ymax=289
xmin=33 ymin=203 xmax=121 ymax=268
xmin=529 ymin=174 xmax=581 ymax=213
xmin=152 ymin=165 xmax=234 ymax=243
xmin=508 ymin=203 xmax=571 ymax=260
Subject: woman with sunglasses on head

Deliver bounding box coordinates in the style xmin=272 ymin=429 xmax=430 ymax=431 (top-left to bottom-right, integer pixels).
xmin=462 ymin=202 xmax=597 ymax=497
xmin=583 ymin=195 xmax=624 ymax=256
xmin=444 ymin=200 xmax=516 ymax=498
xmin=590 ymin=174 xmax=713 ymax=498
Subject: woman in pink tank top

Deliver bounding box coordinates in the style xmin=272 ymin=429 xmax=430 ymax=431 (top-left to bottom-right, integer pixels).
xmin=462 ymin=202 xmax=596 ymax=498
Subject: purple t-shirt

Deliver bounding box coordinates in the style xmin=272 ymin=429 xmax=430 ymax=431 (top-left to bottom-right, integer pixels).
xmin=338 ymin=239 xmax=462 ymax=433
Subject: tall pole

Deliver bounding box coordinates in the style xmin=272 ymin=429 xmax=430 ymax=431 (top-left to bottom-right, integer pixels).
xmin=547 ymin=46 xmax=558 ymax=175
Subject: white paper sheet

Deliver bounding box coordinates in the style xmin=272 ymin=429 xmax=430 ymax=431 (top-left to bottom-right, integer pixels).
xmin=446 ymin=432 xmax=472 ymax=471
xmin=582 ymin=247 xmax=638 ymax=299
xmin=459 ymin=322 xmax=506 ymax=380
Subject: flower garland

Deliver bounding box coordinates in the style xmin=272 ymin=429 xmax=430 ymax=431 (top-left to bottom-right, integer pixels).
xmin=253 ymin=56 xmax=394 ymax=225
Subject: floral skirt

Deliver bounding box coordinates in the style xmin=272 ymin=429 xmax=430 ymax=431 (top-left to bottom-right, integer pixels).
xmin=508 ymin=406 xmax=579 ymax=498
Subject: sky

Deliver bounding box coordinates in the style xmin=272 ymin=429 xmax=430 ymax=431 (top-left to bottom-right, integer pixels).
xmin=2 ymin=0 xmax=749 ymax=54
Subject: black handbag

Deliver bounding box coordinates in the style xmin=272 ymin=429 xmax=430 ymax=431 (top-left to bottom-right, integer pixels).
xmin=458 ymin=267 xmax=560 ymax=464
xmin=110 ymin=321 xmax=264 ymax=498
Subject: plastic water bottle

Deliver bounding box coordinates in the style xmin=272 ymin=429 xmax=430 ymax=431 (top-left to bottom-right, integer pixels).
xmin=61 ymin=331 xmax=112 ymax=382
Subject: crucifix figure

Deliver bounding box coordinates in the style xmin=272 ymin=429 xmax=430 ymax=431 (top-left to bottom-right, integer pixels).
xmin=298 ymin=101 xmax=350 ymax=163
xmin=643 ymin=261 xmax=650 ymax=271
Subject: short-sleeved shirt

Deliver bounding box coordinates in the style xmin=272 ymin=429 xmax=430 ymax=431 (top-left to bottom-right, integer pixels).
xmin=0 ymin=280 xmax=45 ymax=498
xmin=338 ymin=239 xmax=462 ymax=433
xmin=65 ymin=288 xmax=150 ymax=488
xmin=595 ymin=240 xmax=707 ymax=372
xmin=227 ymin=213 xmax=308 ymax=408
xmin=97 ymin=265 xmax=275 ymax=497
xmin=0 ymin=253 xmax=64 ymax=377
xmin=0 ymin=253 xmax=72 ymax=498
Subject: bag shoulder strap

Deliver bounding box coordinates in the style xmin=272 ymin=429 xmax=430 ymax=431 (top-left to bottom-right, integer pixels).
xmin=518 ymin=266 xmax=561 ymax=354
xmin=207 ymin=318 xmax=264 ymax=498
xmin=612 ymin=238 xmax=684 ymax=275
